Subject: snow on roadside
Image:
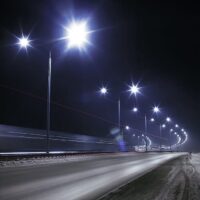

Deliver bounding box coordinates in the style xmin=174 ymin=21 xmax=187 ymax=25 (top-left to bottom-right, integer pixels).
xmin=190 ymin=153 xmax=200 ymax=174
xmin=0 ymin=152 xmax=138 ymax=168
xmin=156 ymin=153 xmax=200 ymax=200
xmin=100 ymin=153 xmax=200 ymax=200
xmin=0 ymin=154 xmax=100 ymax=168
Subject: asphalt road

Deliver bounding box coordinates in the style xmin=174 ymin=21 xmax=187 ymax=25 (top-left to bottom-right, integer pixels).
xmin=0 ymin=152 xmax=185 ymax=200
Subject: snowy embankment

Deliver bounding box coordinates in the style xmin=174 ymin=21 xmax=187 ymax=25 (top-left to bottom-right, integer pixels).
xmin=0 ymin=154 xmax=105 ymax=168
xmin=100 ymin=153 xmax=200 ymax=200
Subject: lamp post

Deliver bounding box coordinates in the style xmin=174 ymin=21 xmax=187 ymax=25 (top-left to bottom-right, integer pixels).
xmin=17 ymin=20 xmax=91 ymax=154
xmin=144 ymin=114 xmax=147 ymax=152
xmin=152 ymin=106 xmax=161 ymax=151
xmin=99 ymin=83 xmax=140 ymax=141
xmin=169 ymin=128 xmax=174 ymax=151
xmin=118 ymin=99 xmax=121 ymax=138
xmin=132 ymin=106 xmax=160 ymax=152
xmin=165 ymin=117 xmax=172 ymax=151
xmin=46 ymin=51 xmax=52 ymax=153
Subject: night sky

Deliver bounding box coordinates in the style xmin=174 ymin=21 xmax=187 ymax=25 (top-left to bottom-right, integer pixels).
xmin=0 ymin=0 xmax=199 ymax=151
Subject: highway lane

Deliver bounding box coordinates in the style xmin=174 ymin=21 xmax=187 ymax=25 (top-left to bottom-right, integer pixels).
xmin=0 ymin=152 xmax=186 ymax=200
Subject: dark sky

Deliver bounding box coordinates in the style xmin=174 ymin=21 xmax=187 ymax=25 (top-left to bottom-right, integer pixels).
xmin=0 ymin=0 xmax=199 ymax=151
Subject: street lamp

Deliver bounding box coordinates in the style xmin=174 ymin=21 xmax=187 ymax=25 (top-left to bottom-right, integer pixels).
xmin=18 ymin=36 xmax=31 ymax=49
xmin=150 ymin=118 xmax=155 ymax=122
xmin=17 ymin=20 xmax=91 ymax=154
xmin=133 ymin=106 xmax=160 ymax=152
xmin=133 ymin=107 xmax=138 ymax=112
xmin=153 ymin=106 xmax=160 ymax=113
xmin=99 ymin=83 xmax=141 ymax=142
xmin=125 ymin=125 xmax=130 ymax=130
xmin=128 ymin=83 xmax=140 ymax=96
xmin=65 ymin=20 xmax=90 ymax=49
xmin=99 ymin=87 xmax=108 ymax=95
xmin=166 ymin=117 xmax=171 ymax=122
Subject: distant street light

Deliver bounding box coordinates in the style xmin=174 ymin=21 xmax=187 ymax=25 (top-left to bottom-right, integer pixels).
xmin=99 ymin=87 xmax=108 ymax=95
xmin=150 ymin=118 xmax=155 ymax=122
xmin=153 ymin=106 xmax=160 ymax=113
xmin=99 ymin=83 xmax=141 ymax=142
xmin=166 ymin=117 xmax=171 ymax=122
xmin=128 ymin=83 xmax=140 ymax=96
xmin=133 ymin=107 xmax=138 ymax=112
xmin=175 ymin=124 xmax=179 ymax=128
xmin=125 ymin=125 xmax=130 ymax=130
xmin=162 ymin=124 xmax=166 ymax=128
xmin=98 ymin=87 xmax=122 ymax=139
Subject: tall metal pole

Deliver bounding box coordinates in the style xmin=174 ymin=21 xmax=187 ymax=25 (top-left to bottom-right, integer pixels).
xmin=169 ymin=131 xmax=172 ymax=151
xmin=118 ymin=99 xmax=121 ymax=138
xmin=144 ymin=114 xmax=148 ymax=152
xmin=159 ymin=124 xmax=162 ymax=151
xmin=47 ymin=51 xmax=52 ymax=154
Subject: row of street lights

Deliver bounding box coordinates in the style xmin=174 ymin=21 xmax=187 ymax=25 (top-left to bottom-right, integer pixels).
xmin=98 ymin=85 xmax=188 ymax=151
xmin=15 ymin=19 xmax=188 ymax=152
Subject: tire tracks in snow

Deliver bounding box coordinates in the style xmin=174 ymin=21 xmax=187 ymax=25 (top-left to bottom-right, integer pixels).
xmin=156 ymin=155 xmax=200 ymax=200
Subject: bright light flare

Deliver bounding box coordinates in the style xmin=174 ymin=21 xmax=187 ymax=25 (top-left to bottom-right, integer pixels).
xmin=153 ymin=106 xmax=160 ymax=113
xmin=166 ymin=117 xmax=171 ymax=122
xmin=133 ymin=107 xmax=138 ymax=112
xmin=128 ymin=83 xmax=140 ymax=96
xmin=125 ymin=125 xmax=130 ymax=130
xmin=175 ymin=124 xmax=179 ymax=128
xmin=99 ymin=87 xmax=108 ymax=95
xmin=162 ymin=124 xmax=166 ymax=128
xmin=65 ymin=20 xmax=89 ymax=49
xmin=150 ymin=118 xmax=155 ymax=122
xmin=17 ymin=36 xmax=31 ymax=49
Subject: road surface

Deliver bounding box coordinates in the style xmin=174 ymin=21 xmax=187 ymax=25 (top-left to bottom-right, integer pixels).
xmin=0 ymin=152 xmax=185 ymax=200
